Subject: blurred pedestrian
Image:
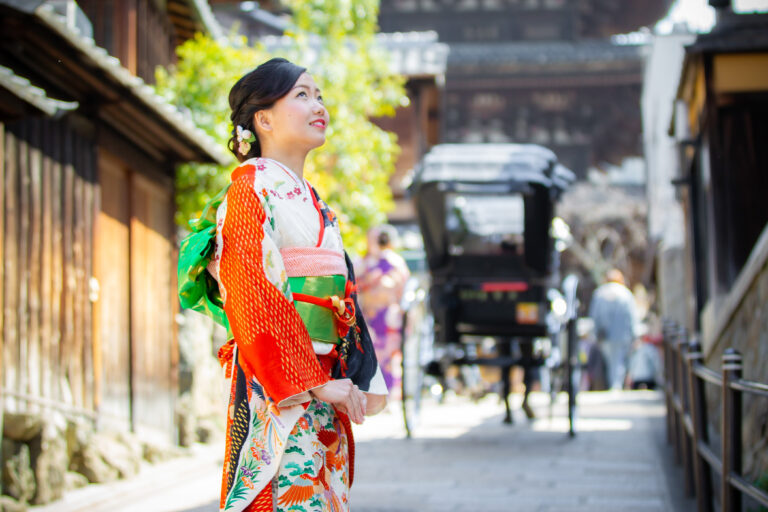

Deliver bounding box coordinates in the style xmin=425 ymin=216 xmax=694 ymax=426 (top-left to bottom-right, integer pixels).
xmin=357 ymin=225 xmax=411 ymax=400
xmin=627 ymin=335 xmax=661 ymax=390
xmin=576 ymin=318 xmax=608 ymax=391
xmin=588 ymin=269 xmax=638 ymax=390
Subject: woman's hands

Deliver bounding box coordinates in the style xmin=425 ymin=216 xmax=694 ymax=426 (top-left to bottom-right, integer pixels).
xmin=311 ymin=379 xmax=367 ymax=424
xmin=364 ymin=393 xmax=387 ymax=416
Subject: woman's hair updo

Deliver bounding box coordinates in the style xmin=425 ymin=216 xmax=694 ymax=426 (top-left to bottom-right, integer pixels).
xmin=227 ymin=58 xmax=306 ymax=162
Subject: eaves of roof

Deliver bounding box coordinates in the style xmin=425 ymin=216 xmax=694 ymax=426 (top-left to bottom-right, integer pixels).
xmin=0 ymin=1 xmax=228 ymax=165
xmin=686 ymin=13 xmax=768 ymax=54
xmin=186 ymin=0 xmax=225 ymax=42
xmin=447 ymin=40 xmax=646 ymax=67
xmin=261 ymin=31 xmax=449 ymax=79
xmin=377 ymin=32 xmax=450 ymax=78
xmin=0 ymin=64 xmax=78 ymax=117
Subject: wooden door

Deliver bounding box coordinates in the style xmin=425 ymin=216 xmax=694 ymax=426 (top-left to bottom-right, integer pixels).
xmin=130 ymin=172 xmax=176 ymax=444
xmin=93 ymin=150 xmax=132 ymax=432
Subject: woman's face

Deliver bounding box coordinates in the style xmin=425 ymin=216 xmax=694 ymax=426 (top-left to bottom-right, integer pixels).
xmin=259 ymin=72 xmax=329 ymax=153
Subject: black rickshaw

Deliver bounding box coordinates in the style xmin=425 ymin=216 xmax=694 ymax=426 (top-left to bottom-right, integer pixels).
xmin=404 ymin=143 xmax=578 ymax=435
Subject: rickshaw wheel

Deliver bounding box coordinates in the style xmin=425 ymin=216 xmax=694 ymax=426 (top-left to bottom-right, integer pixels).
xmin=566 ymin=316 xmax=578 ymax=437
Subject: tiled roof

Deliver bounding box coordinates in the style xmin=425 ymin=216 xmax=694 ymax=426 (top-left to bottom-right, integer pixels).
xmin=687 ymin=13 xmax=768 ymax=53
xmin=0 ymin=64 xmax=78 ymax=116
xmin=261 ymin=31 xmax=449 ymax=78
xmin=376 ymin=32 xmax=449 ymax=77
xmin=415 ymin=143 xmax=575 ymax=191
xmin=0 ymin=0 xmax=229 ymax=164
xmin=448 ymin=40 xmax=645 ymax=66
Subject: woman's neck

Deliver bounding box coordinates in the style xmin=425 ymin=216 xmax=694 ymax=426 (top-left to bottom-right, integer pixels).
xmin=261 ymin=148 xmax=307 ymax=181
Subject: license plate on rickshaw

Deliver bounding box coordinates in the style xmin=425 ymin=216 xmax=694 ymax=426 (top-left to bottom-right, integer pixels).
xmin=515 ymin=302 xmax=539 ymax=324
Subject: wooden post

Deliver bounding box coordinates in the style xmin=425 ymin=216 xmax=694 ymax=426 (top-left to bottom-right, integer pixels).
xmin=566 ymin=315 xmax=576 ymax=438
xmin=0 ymin=122 xmax=5 ymax=497
xmin=671 ymin=326 xmax=684 ymax=464
xmin=676 ymin=329 xmax=694 ymax=496
xmin=721 ymin=349 xmax=743 ymax=512
xmin=686 ymin=339 xmax=714 ymax=512
xmin=662 ymin=320 xmax=675 ymax=444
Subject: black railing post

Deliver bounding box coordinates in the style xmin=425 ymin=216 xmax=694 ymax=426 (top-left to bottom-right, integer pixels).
xmin=670 ymin=327 xmax=683 ymax=463
xmin=566 ymin=315 xmax=576 ymax=437
xmin=721 ymin=349 xmax=743 ymax=512
xmin=663 ymin=320 xmax=676 ymax=444
xmin=686 ymin=339 xmax=714 ymax=512
xmin=677 ymin=329 xmax=694 ymax=496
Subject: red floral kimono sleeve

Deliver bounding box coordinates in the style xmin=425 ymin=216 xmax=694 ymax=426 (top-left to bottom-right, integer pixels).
xmin=218 ymin=176 xmax=330 ymax=405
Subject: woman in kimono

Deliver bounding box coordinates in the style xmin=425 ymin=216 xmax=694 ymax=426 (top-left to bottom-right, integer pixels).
xmin=178 ymin=58 xmax=387 ymax=512
xmin=357 ymin=226 xmax=410 ymax=399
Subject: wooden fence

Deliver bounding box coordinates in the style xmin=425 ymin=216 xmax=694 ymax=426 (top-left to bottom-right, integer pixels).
xmin=1 ymin=115 xmax=178 ymax=444
xmin=2 ymin=117 xmax=97 ymax=416
xmin=662 ymin=321 xmax=768 ymax=512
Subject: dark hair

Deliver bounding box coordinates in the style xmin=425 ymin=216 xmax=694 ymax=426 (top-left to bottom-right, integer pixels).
xmin=377 ymin=230 xmax=391 ymax=248
xmin=227 ymin=58 xmax=306 ymax=162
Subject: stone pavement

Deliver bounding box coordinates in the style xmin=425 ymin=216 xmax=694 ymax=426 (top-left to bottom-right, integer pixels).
xmin=352 ymin=391 xmax=694 ymax=512
xmin=31 ymin=390 xmax=695 ymax=512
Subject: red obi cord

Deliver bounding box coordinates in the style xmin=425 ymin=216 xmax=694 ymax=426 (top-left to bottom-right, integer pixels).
xmin=292 ymin=280 xmax=358 ymax=339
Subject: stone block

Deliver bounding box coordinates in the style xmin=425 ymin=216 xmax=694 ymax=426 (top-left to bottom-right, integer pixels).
xmin=63 ymin=471 xmax=89 ymax=491
xmin=1 ymin=440 xmax=35 ymax=504
xmin=0 ymin=496 xmax=27 ymax=512
xmin=28 ymin=420 xmax=68 ymax=505
xmin=68 ymin=434 xmax=119 ymax=484
xmin=3 ymin=414 xmax=42 ymax=443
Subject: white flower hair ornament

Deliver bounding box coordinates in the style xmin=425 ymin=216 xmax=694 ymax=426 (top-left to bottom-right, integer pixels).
xmin=235 ymin=125 xmax=256 ymax=155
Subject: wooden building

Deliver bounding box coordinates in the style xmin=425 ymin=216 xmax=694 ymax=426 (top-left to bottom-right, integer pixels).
xmin=378 ymin=0 xmax=673 ymax=179
xmin=372 ymin=32 xmax=448 ymax=221
xmin=661 ymin=2 xmax=768 ymax=491
xmin=670 ymin=4 xmax=768 ymax=357
xmin=0 ymin=0 xmax=227 ymax=445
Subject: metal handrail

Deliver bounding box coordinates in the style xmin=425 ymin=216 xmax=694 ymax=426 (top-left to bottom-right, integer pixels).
xmin=730 ymin=474 xmax=768 ymax=507
xmin=730 ymin=378 xmax=768 ymax=398
xmin=696 ymin=442 xmax=722 ymax=475
xmin=692 ymin=364 xmax=722 ymax=386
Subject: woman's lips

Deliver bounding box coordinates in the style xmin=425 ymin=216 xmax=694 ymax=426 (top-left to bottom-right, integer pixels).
xmin=310 ymin=119 xmax=327 ymax=129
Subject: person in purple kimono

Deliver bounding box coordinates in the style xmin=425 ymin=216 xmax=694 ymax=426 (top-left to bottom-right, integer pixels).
xmin=356 ymin=225 xmax=411 ymax=399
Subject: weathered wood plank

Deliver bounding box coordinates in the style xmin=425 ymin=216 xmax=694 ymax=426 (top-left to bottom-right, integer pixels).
xmin=91 ymin=151 xmax=103 ymax=415
xmin=3 ymin=127 xmax=19 ymax=412
xmin=130 ymin=173 xmax=176 ymax=443
xmin=71 ymin=134 xmax=85 ymax=409
xmin=169 ymin=185 xmax=179 ymax=414
xmin=0 ymin=123 xmax=5 ymax=488
xmin=40 ymin=120 xmax=54 ymax=406
xmin=82 ymin=135 xmax=95 ymax=412
xmin=28 ymin=121 xmax=43 ymax=411
xmin=50 ymin=120 xmax=64 ymax=405
xmin=94 ymin=149 xmax=132 ymax=431
xmin=61 ymin=125 xmax=76 ymax=407
xmin=18 ymin=122 xmax=30 ymax=411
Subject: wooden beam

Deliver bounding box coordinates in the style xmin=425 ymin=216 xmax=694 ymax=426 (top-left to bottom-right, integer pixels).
xmin=166 ymin=13 xmax=200 ymax=31
xmin=166 ymin=1 xmax=193 ymax=16
xmin=14 ymin=28 xmax=122 ymax=102
xmin=97 ymin=121 xmax=173 ymax=187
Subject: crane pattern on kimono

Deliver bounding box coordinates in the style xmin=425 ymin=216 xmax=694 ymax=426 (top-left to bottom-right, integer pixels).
xmin=275 ymin=402 xmax=349 ymax=512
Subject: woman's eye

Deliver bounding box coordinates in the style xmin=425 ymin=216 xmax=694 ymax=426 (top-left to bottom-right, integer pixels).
xmin=317 ymin=96 xmax=324 ymax=103
xmin=297 ymin=91 xmax=307 ymax=98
